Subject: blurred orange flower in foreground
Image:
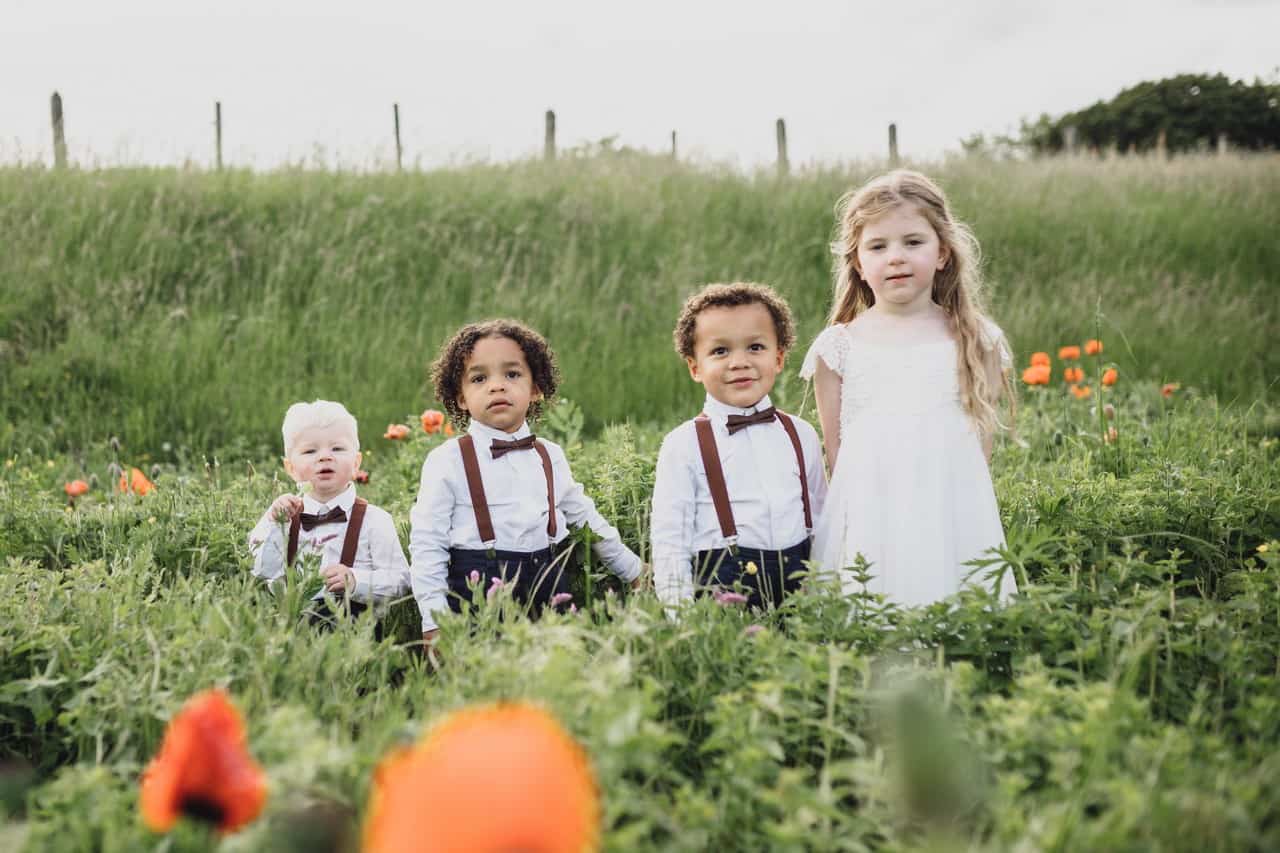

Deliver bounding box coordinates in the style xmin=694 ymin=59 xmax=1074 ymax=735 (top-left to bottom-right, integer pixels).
xmin=1021 ymin=365 xmax=1051 ymax=386
xmin=1058 ymin=345 xmax=1081 ymax=361
xmin=1062 ymin=367 xmax=1084 ymax=384
xmin=140 ymin=689 xmax=267 ymax=835
xmin=118 ymin=467 xmax=155 ymax=495
xmin=364 ymin=702 xmax=600 ymax=853
xmin=1085 ymin=339 xmax=1104 ymax=356
xmin=443 ymin=422 xmax=455 ymax=437
xmin=1029 ymin=352 xmax=1051 ymax=367
xmin=64 ymin=480 xmax=90 ymax=498
xmin=383 ymin=424 xmax=410 ymax=440
xmin=1162 ymin=383 xmax=1180 ymax=397
xmin=1071 ymin=385 xmax=1092 ymax=399
xmin=1101 ymin=368 xmax=1118 ymax=386
xmin=420 ymin=409 xmax=445 ymax=434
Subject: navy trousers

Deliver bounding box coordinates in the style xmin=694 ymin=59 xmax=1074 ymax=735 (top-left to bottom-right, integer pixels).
xmin=447 ymin=543 xmax=576 ymax=615
xmin=694 ymin=540 xmax=811 ymax=609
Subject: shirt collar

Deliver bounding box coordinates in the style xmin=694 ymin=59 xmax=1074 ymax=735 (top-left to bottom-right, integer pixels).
xmin=702 ymin=392 xmax=773 ymax=423
xmin=303 ymin=483 xmax=356 ymax=514
xmin=467 ymin=418 xmax=533 ymax=444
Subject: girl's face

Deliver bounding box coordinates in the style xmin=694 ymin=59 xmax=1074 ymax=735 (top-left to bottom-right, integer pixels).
xmin=457 ymin=334 xmax=542 ymax=434
xmin=854 ymin=204 xmax=949 ymax=314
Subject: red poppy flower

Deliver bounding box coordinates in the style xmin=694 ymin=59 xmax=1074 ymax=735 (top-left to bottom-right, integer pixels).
xmin=1085 ymin=339 xmax=1103 ymax=356
xmin=1021 ymin=364 xmax=1051 ymax=386
xmin=1071 ymin=384 xmax=1092 ymax=399
xmin=1062 ymin=367 xmax=1083 ymax=384
xmin=118 ymin=467 xmax=155 ymax=496
xmin=65 ymin=480 xmax=90 ymax=498
xmin=1029 ymin=352 xmax=1050 ymax=368
xmin=1101 ymin=368 xmax=1118 ymax=386
xmin=363 ymin=702 xmax=600 ymax=853
xmin=1161 ymin=382 xmax=1179 ymax=398
xmin=383 ymin=424 xmax=410 ymax=440
xmin=1058 ymin=346 xmax=1081 ymax=361
xmin=420 ymin=409 xmax=445 ymax=435
xmin=354 ymin=469 xmax=370 ymax=484
xmin=140 ymin=689 xmax=267 ymax=835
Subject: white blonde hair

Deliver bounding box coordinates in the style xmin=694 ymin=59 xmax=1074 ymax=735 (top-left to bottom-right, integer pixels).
xmin=281 ymin=400 xmax=359 ymax=456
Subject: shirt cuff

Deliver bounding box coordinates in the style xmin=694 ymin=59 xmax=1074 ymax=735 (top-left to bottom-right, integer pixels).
xmin=418 ymin=592 xmax=449 ymax=633
xmin=594 ymin=543 xmax=642 ymax=582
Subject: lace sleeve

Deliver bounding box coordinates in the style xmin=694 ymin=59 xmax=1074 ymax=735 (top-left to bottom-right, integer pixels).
xmin=980 ymin=317 xmax=1013 ymax=371
xmin=799 ymin=325 xmax=848 ymax=380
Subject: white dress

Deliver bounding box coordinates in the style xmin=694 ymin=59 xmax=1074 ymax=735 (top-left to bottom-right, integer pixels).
xmin=799 ymin=320 xmax=1016 ymax=605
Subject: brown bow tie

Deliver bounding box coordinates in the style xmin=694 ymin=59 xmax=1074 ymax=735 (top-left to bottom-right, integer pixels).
xmin=725 ymin=407 xmax=777 ymax=435
xmin=490 ymin=434 xmax=538 ymax=459
xmin=299 ymin=505 xmax=347 ymax=531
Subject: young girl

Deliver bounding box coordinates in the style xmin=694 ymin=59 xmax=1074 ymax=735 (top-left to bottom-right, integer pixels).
xmin=409 ymin=319 xmax=643 ymax=648
xmin=800 ymin=170 xmax=1017 ymax=605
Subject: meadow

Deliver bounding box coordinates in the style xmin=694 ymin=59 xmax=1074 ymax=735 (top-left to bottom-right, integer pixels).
xmin=1 ymin=154 xmax=1279 ymax=851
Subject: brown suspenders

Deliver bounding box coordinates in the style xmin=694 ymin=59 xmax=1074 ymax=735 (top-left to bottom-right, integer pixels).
xmin=457 ymin=433 xmax=557 ymax=551
xmin=287 ymin=497 xmax=368 ymax=567
xmin=692 ymin=411 xmax=813 ymax=548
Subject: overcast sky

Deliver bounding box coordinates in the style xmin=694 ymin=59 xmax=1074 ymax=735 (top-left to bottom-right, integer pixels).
xmin=3 ymin=0 xmax=1277 ymax=170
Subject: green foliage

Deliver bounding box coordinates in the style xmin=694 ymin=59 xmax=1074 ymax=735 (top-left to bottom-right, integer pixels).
xmin=1 ymin=156 xmax=1277 ymax=458
xmin=2 ymin=385 xmax=1279 ymax=851
xmin=1021 ymin=72 xmax=1280 ymax=153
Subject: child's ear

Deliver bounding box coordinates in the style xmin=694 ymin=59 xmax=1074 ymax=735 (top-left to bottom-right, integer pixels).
xmin=282 ymin=457 xmax=295 ymax=479
xmin=774 ymin=347 xmax=786 ymax=371
xmin=531 ymin=385 xmax=544 ymax=402
xmin=353 ymin=451 xmax=363 ymax=472
xmin=685 ymin=356 xmax=703 ymax=383
xmin=937 ymin=243 xmax=950 ymax=271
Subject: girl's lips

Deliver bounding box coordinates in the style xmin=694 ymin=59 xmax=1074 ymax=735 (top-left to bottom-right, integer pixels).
xmin=488 ymin=401 xmax=510 ymax=409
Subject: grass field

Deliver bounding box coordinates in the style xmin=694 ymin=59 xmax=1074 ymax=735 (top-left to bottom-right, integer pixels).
xmin=1 ymin=155 xmax=1279 ymax=851
xmin=1 ymin=154 xmax=1276 ymax=457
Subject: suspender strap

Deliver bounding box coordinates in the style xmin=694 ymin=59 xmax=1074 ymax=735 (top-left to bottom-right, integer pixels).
xmin=287 ymin=514 xmax=301 ymax=567
xmin=532 ymin=441 xmax=557 ymax=538
xmin=339 ymin=498 xmax=367 ymax=567
xmin=286 ymin=497 xmax=369 ymax=566
xmin=774 ymin=413 xmax=813 ymax=532
xmin=458 ymin=434 xmax=497 ymax=546
xmin=458 ymin=434 xmax=558 ymax=545
xmin=693 ymin=415 xmax=738 ymax=544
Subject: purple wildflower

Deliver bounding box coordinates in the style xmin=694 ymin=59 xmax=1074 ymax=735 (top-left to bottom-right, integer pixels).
xmin=743 ymin=624 xmax=765 ymax=637
xmin=550 ymin=592 xmax=573 ymax=607
xmin=469 ymin=570 xmax=481 ymax=585
xmin=714 ymin=590 xmax=749 ymax=606
xmin=486 ymin=577 xmax=505 ymax=602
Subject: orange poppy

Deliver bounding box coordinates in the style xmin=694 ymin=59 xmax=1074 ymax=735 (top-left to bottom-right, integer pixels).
xmin=383 ymin=424 xmax=410 ymax=440
xmin=1101 ymin=368 xmax=1118 ymax=386
xmin=1062 ymin=367 xmax=1083 ymax=384
xmin=1085 ymin=339 xmax=1103 ymax=356
xmin=1058 ymin=346 xmax=1081 ymax=361
xmin=1021 ymin=364 xmax=1051 ymax=386
xmin=65 ymin=480 xmax=90 ymax=498
xmin=119 ymin=467 xmax=155 ymax=496
xmin=420 ymin=409 xmax=445 ymax=435
xmin=364 ymin=702 xmax=600 ymax=853
xmin=140 ymin=689 xmax=267 ymax=835
xmin=1071 ymin=384 xmax=1092 ymax=399
xmin=354 ymin=469 xmax=370 ymax=484
xmin=1161 ymin=383 xmax=1179 ymax=398
xmin=443 ymin=423 xmax=455 ymax=437
xmin=1029 ymin=352 xmax=1050 ymax=368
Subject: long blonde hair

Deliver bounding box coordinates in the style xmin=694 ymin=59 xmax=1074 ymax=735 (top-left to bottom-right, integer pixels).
xmin=829 ymin=170 xmax=1010 ymax=435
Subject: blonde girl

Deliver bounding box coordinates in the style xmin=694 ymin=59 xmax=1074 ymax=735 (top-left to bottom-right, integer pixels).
xmin=800 ymin=169 xmax=1017 ymax=605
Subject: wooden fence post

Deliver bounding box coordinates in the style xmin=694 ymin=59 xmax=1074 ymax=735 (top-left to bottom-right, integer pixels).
xmin=888 ymin=123 xmax=899 ymax=167
xmin=394 ymin=103 xmax=403 ymax=171
xmin=215 ymin=101 xmax=223 ymax=171
xmin=51 ymin=92 xmax=67 ymax=169
xmin=544 ymin=110 xmax=556 ymax=161
xmin=775 ymin=118 xmax=789 ymax=178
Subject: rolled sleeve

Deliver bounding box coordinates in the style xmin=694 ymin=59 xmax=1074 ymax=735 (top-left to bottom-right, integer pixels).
xmin=650 ymin=432 xmax=697 ymax=611
xmin=409 ymin=449 xmax=456 ymax=632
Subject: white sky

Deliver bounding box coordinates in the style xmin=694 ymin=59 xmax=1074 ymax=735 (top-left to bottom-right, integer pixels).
xmin=3 ymin=0 xmax=1277 ymax=170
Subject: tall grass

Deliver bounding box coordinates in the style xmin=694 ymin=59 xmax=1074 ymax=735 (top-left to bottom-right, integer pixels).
xmin=2 ymin=154 xmax=1276 ymax=456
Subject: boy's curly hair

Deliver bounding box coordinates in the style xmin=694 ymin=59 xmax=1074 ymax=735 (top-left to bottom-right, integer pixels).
xmin=673 ymin=282 xmax=796 ymax=359
xmin=430 ymin=319 xmax=561 ymax=427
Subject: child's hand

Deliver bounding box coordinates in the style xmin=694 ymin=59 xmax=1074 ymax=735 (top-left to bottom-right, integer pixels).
xmin=270 ymin=494 xmax=304 ymax=523
xmin=630 ymin=568 xmax=649 ymax=591
xmin=320 ymin=563 xmax=355 ymax=594
xmin=422 ymin=629 xmax=442 ymax=670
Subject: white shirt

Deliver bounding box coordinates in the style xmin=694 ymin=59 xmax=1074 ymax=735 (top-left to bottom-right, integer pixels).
xmin=409 ymin=419 xmax=643 ymax=631
xmin=650 ymin=393 xmax=828 ymax=609
xmin=247 ymin=484 xmax=411 ymax=605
